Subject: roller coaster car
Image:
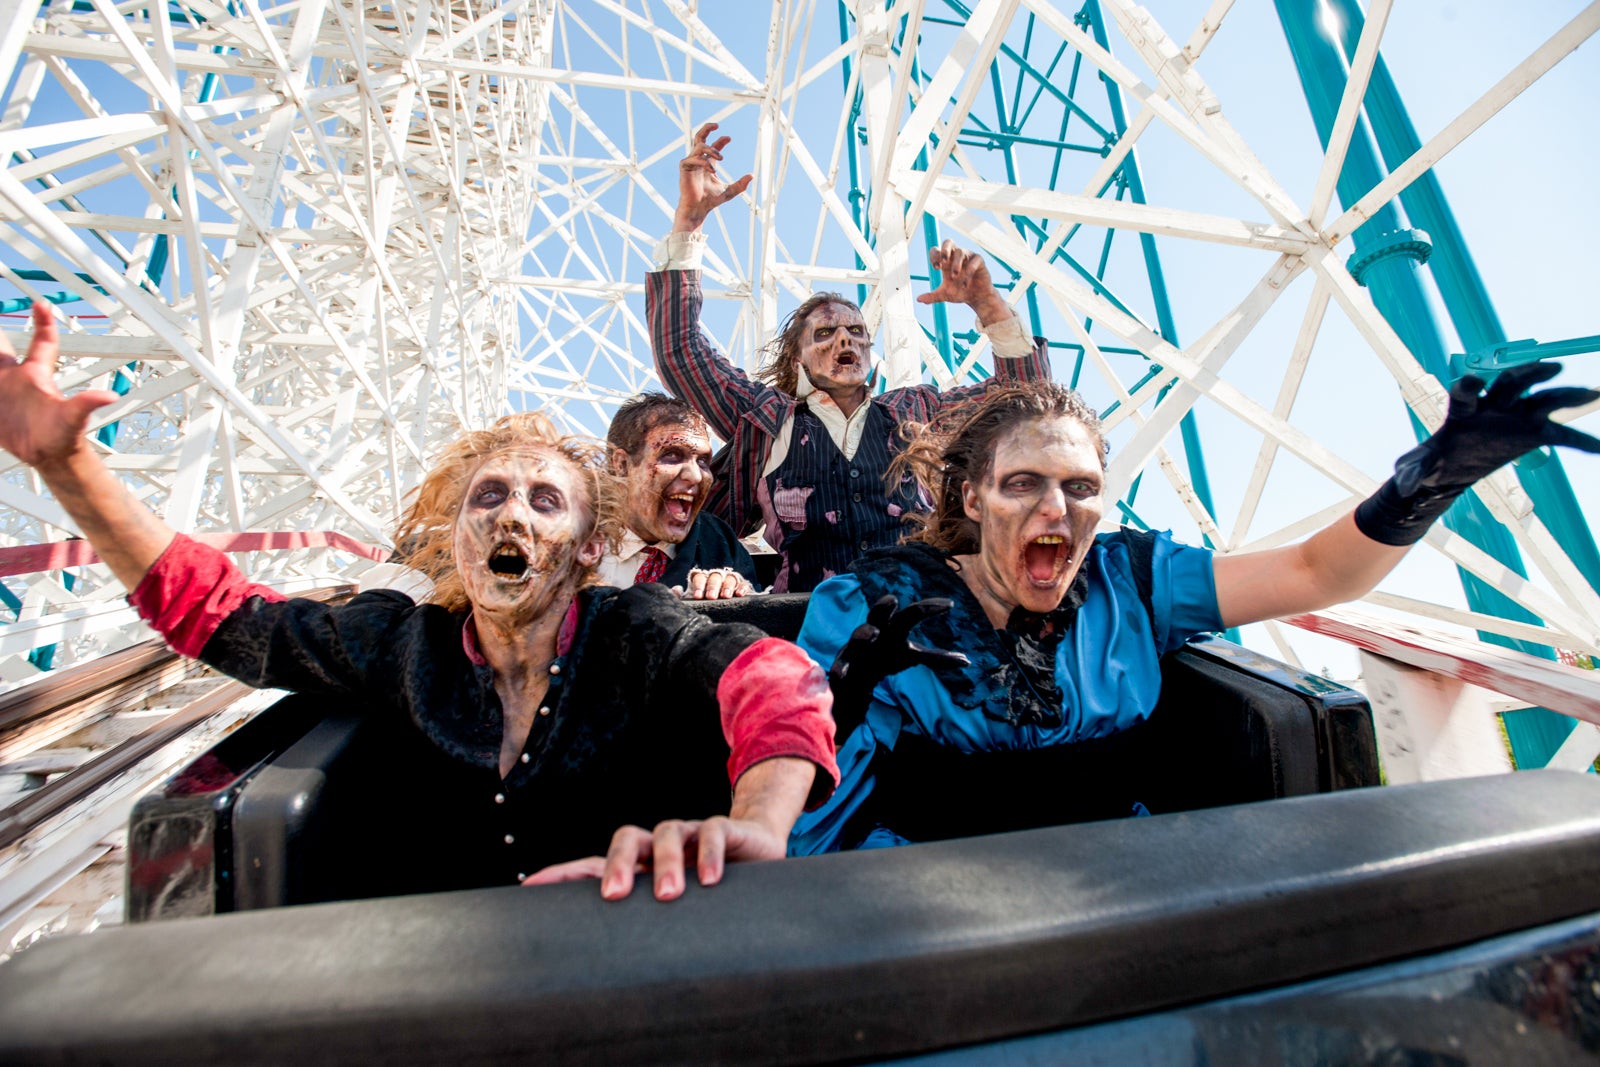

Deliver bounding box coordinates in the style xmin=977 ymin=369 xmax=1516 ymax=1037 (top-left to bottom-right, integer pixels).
xmin=2 ymin=595 xmax=1598 ymax=1064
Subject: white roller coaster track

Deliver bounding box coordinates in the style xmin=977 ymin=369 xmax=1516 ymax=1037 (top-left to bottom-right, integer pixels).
xmin=0 ymin=0 xmax=1596 ymax=686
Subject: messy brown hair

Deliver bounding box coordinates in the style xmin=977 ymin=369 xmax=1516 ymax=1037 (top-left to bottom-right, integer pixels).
xmin=755 ymin=291 xmax=861 ymax=396
xmin=606 ymin=392 xmax=708 ymax=463
xmin=393 ymin=412 xmax=625 ymax=613
xmin=890 ymin=382 xmax=1107 ymax=555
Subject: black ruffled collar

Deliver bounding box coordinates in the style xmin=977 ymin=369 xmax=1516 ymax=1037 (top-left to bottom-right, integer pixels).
xmin=847 ymin=542 xmax=1089 ymax=729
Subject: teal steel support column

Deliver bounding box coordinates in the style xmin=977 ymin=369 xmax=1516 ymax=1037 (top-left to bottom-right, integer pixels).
xmin=1319 ymin=0 xmax=1600 ymax=610
xmin=1275 ymin=0 xmax=1582 ymax=768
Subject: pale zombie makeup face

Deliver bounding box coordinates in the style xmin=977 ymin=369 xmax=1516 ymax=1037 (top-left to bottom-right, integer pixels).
xmin=616 ymin=421 xmax=713 ymax=545
xmin=796 ymin=301 xmax=870 ymax=396
xmin=453 ymin=448 xmax=603 ymax=623
xmin=960 ymin=415 xmax=1105 ymax=621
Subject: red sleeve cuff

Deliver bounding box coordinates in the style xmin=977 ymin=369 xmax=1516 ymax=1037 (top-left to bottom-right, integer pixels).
xmin=716 ymin=637 xmax=840 ymax=809
xmin=128 ymin=534 xmax=285 ymax=658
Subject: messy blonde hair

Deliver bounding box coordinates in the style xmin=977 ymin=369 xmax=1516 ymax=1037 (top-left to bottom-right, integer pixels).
xmin=393 ymin=413 xmax=625 ymax=613
xmin=890 ymin=382 xmax=1107 ymax=556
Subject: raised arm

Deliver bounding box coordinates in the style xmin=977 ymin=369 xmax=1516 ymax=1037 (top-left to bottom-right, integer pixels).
xmin=918 ymin=241 xmax=1050 ymax=397
xmin=0 ymin=303 xmax=416 ymax=693
xmin=1214 ymin=364 xmax=1600 ymax=628
xmin=647 ymin=123 xmax=770 ymax=441
xmin=672 ymin=121 xmax=752 ymax=237
xmin=0 ymin=302 xmax=173 ymax=590
xmin=916 ymin=240 xmax=1011 ymax=327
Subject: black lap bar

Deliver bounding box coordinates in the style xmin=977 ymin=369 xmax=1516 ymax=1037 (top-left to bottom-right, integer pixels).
xmin=3 ymin=771 xmax=1600 ymax=1065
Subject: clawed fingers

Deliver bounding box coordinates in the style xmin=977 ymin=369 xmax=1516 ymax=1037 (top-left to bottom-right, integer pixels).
xmin=681 ymin=567 xmax=750 ymax=600
xmin=687 ymin=122 xmax=735 ymax=167
xmin=683 ymin=568 xmax=710 ymax=599
xmin=919 ymin=243 xmax=992 ymax=306
xmin=927 ymin=239 xmax=965 ymax=269
xmin=1549 ymin=424 xmax=1600 ymax=455
xmin=1445 ymin=373 xmax=1486 ymax=418
xmin=583 ymin=820 xmax=730 ymax=901
xmin=4 ymin=302 xmax=60 ymax=375
xmin=1485 ymin=361 xmax=1561 ymax=404
xmin=911 ymin=640 xmax=969 ymax=670
xmin=882 ymin=597 xmax=954 ymax=642
xmin=831 ymin=623 xmax=881 ymax=684
xmin=1523 ymin=386 xmax=1599 ymax=421
xmin=865 ymin=594 xmax=898 ymax=631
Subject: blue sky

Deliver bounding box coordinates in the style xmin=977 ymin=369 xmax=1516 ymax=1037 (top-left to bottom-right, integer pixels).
xmin=1126 ymin=1 xmax=1599 ymax=668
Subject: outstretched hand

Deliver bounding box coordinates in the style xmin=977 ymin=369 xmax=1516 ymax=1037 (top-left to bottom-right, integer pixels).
xmin=674 ymin=122 xmax=753 ymax=233
xmin=1397 ymin=363 xmax=1600 ymax=494
xmin=522 ymin=815 xmax=787 ymax=901
xmin=0 ymin=302 xmax=119 ymax=469
xmin=917 ymin=240 xmax=1010 ymax=325
xmin=829 ymin=594 xmax=968 ymax=738
xmin=1355 ymin=361 xmax=1600 ymax=547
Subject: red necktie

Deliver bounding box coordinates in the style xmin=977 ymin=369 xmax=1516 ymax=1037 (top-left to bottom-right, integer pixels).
xmin=634 ymin=546 xmax=668 ymax=585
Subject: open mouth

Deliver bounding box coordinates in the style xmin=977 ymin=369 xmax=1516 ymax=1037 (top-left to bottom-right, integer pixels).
xmin=834 ymin=352 xmax=860 ymax=369
xmin=487 ymin=542 xmax=531 ymax=581
xmin=1023 ymin=535 xmax=1069 ymax=585
xmin=664 ymin=493 xmax=696 ymax=524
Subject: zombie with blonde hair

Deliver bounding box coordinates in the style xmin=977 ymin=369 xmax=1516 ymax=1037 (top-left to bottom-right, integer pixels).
xmin=0 ymin=305 xmax=839 ymax=900
xmin=791 ymin=377 xmax=1600 ymax=854
xmin=647 ymin=123 xmax=1051 ymax=593
xmin=384 ymin=412 xmax=624 ymax=609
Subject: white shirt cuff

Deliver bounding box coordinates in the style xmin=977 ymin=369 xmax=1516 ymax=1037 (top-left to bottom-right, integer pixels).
xmin=979 ymin=307 xmax=1035 ymax=359
xmin=652 ymin=231 xmax=707 ymax=271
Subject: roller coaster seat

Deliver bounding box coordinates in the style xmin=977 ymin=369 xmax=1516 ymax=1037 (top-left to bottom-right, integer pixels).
xmin=125 ymin=592 xmax=1379 ymax=922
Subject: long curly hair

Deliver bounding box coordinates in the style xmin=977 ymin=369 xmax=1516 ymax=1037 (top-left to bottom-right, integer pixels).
xmin=891 ymin=382 xmax=1107 ymax=556
xmin=755 ymin=292 xmax=861 ymax=396
xmin=393 ymin=413 xmax=625 ymax=613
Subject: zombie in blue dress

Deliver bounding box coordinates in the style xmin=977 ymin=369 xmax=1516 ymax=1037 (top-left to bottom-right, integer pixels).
xmin=789 ymin=530 xmax=1223 ymax=855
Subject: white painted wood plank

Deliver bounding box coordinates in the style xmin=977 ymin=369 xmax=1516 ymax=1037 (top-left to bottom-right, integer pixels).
xmin=1292 ymin=607 xmax=1600 ymax=723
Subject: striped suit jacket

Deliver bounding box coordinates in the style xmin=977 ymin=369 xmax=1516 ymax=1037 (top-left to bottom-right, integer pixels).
xmin=646 ymin=268 xmax=1052 ymax=539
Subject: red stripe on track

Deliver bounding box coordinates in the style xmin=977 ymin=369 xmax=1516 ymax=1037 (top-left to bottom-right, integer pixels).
xmin=0 ymin=531 xmax=387 ymax=578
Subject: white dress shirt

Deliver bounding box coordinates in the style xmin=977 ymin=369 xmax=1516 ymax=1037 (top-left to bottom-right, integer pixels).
xmin=595 ymin=528 xmax=679 ymax=588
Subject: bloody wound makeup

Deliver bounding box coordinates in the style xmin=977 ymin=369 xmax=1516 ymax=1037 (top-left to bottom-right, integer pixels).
xmin=618 ymin=422 xmax=713 ymax=545
xmin=454 ymin=448 xmax=602 ymax=625
xmin=959 ymin=415 xmax=1104 ymax=624
xmin=796 ymin=302 xmax=870 ymax=397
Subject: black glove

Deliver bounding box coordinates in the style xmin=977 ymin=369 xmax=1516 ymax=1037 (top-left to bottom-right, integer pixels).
xmin=828 ymin=595 xmax=969 ymax=740
xmin=1355 ymin=363 xmax=1599 ymax=546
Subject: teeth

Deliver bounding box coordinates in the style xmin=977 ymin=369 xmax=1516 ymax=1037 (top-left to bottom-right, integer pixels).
xmin=488 ymin=544 xmax=530 ymax=578
xmin=1033 ymin=535 xmax=1065 ymax=545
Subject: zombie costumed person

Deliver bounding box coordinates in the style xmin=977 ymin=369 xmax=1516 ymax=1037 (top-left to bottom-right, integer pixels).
xmin=646 ymin=122 xmax=1052 ymax=593
xmin=790 ymin=376 xmax=1600 ymax=854
xmin=597 ymin=392 xmax=760 ymax=599
xmin=0 ymin=303 xmax=837 ymax=901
